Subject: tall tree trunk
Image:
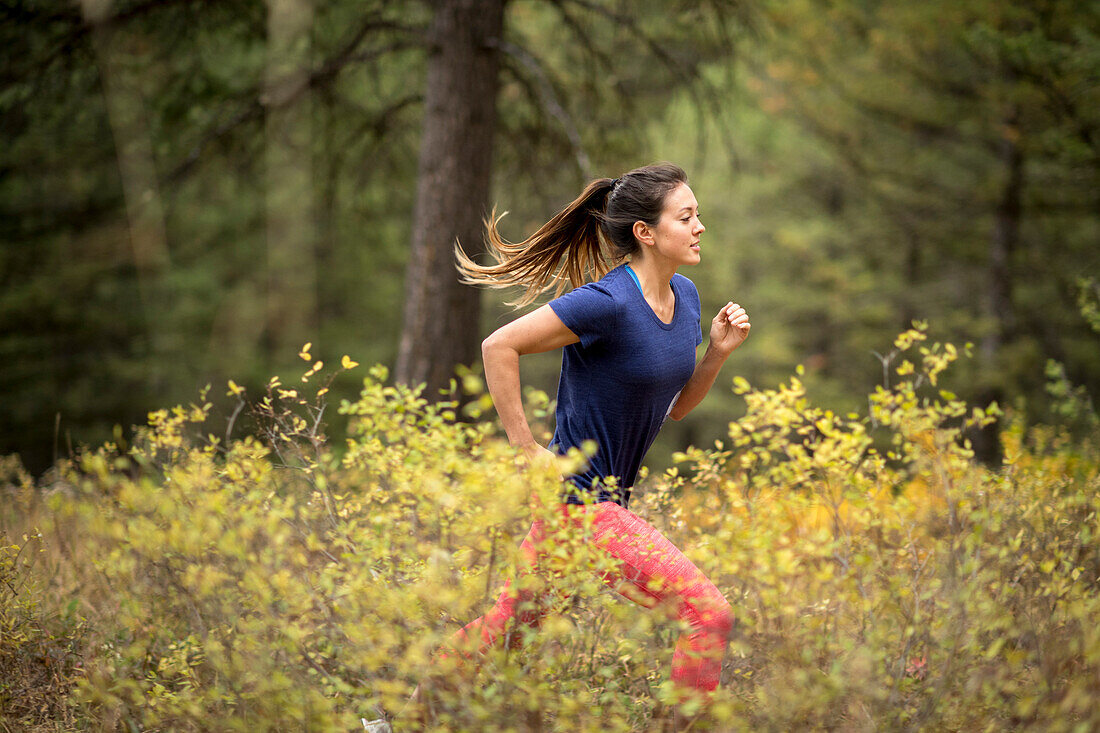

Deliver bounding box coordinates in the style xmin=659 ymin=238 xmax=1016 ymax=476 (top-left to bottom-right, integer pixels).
xmin=395 ymin=0 xmax=505 ymax=392
xmin=975 ymin=104 xmax=1023 ymax=461
xmin=900 ymin=222 xmax=921 ymax=329
xmin=265 ymin=0 xmax=316 ymax=362
xmin=984 ymin=107 xmax=1022 ymax=360
xmin=79 ymin=0 xmax=170 ymax=376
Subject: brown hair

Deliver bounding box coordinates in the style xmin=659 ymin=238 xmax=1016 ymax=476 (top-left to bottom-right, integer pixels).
xmin=455 ymin=163 xmax=688 ymax=307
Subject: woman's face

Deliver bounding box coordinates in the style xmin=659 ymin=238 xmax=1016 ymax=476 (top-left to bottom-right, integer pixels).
xmin=648 ymin=182 xmax=705 ymax=267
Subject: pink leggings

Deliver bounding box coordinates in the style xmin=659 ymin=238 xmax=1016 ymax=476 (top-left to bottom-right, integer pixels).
xmin=442 ymin=501 xmax=733 ymax=695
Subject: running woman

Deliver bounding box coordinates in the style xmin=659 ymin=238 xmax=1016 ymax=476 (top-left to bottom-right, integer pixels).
xmin=365 ymin=163 xmax=750 ymax=731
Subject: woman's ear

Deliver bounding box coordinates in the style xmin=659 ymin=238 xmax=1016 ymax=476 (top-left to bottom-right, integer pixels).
xmin=632 ymin=220 xmax=653 ymax=247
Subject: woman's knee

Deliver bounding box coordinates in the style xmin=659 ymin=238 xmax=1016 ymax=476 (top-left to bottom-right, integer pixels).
xmin=709 ymin=593 xmax=734 ymax=637
xmin=685 ymin=587 xmax=734 ymax=639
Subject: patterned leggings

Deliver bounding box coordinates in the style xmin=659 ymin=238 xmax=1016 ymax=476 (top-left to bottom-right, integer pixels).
xmin=442 ymin=501 xmax=733 ymax=695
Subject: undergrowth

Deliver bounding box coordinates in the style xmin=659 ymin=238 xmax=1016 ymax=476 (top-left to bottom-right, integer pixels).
xmin=2 ymin=323 xmax=1098 ymax=731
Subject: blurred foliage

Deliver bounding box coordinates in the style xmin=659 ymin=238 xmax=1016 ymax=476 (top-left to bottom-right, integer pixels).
xmin=3 ymin=1 xmax=1098 ymax=728
xmin=735 ymin=0 xmax=1100 ymax=418
xmin=1 ymin=0 xmax=1097 ymax=477
xmin=0 ymin=0 xmax=750 ymax=474
xmin=0 ymin=458 xmax=86 ymax=731
xmin=1 ymin=325 xmax=1099 ymax=730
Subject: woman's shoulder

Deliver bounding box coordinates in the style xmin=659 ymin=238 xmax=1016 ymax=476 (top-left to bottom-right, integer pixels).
xmin=570 ymin=265 xmax=634 ymax=301
xmin=671 ymin=272 xmax=700 ymax=300
xmin=550 ymin=268 xmax=626 ymax=317
xmin=670 ymin=271 xmax=697 ymax=290
xmin=595 ymin=263 xmax=632 ymax=288
xmin=548 ymin=267 xmax=627 ymax=346
xmin=562 ymin=267 xmax=626 ymax=299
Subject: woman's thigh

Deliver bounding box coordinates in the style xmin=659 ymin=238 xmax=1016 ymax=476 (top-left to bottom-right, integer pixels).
xmin=581 ymin=502 xmax=723 ymax=613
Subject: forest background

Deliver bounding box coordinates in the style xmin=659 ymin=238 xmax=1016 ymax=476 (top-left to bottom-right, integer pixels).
xmin=3 ymin=0 xmax=1097 ymax=475
xmin=3 ymin=1 xmax=1100 ymax=731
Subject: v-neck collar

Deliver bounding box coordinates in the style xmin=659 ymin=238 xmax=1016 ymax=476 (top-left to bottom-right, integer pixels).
xmin=623 ymin=264 xmax=677 ymax=329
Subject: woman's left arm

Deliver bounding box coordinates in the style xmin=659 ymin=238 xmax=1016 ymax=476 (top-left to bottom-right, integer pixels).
xmin=668 ymin=301 xmax=750 ymax=421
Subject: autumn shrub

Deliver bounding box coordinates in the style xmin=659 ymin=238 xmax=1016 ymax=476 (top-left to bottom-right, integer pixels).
xmin=651 ymin=325 xmax=1100 ymax=730
xmin=5 ymin=324 xmax=1099 ymax=731
xmin=54 ymin=356 xmax=653 ymax=731
xmin=0 ymin=457 xmax=86 ymax=732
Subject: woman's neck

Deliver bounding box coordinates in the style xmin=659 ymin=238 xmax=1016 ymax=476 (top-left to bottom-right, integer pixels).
xmin=627 ymin=256 xmax=677 ymax=301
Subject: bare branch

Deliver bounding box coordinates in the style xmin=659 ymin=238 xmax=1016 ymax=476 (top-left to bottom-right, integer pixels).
xmin=310 ymin=17 xmax=426 ymax=88
xmin=2 ymin=0 xmax=203 ymax=86
xmin=544 ymin=0 xmax=615 ymax=71
xmin=338 ymin=92 xmax=423 ymax=148
xmin=168 ymin=24 xmax=424 ymax=183
xmin=561 ymin=0 xmax=699 ymax=81
xmin=168 ymin=98 xmax=264 ymax=183
xmin=491 ymin=38 xmax=592 ymax=178
xmin=551 ymin=0 xmax=744 ymax=172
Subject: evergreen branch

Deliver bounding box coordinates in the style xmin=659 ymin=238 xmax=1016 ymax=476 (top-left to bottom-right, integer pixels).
xmin=337 ymin=92 xmax=424 ymax=149
xmin=559 ymin=0 xmax=700 ymax=83
xmin=167 ymin=98 xmax=264 ymax=183
xmin=169 ymin=26 xmax=423 ymax=184
xmin=491 ymin=38 xmax=593 ymax=178
xmin=1 ymin=0 xmax=203 ymax=86
xmin=552 ymin=0 xmax=743 ymax=172
xmin=543 ymin=0 xmax=615 ymax=71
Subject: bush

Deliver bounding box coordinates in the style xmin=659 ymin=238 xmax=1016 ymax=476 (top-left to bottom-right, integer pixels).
xmin=4 ymin=325 xmax=1100 ymax=731
xmin=0 ymin=457 xmax=86 ymax=731
xmin=654 ymin=326 xmax=1100 ymax=730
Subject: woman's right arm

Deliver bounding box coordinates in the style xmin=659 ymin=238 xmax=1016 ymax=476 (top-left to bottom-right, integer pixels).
xmin=481 ymin=304 xmax=579 ymax=462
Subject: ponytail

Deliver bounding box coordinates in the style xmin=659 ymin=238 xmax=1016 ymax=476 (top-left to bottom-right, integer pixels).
xmin=456 ymin=163 xmax=687 ymax=308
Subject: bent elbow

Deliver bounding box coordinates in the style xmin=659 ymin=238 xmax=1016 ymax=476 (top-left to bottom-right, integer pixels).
xmin=482 ymin=330 xmax=512 ymax=362
xmin=481 ymin=332 xmax=500 ymax=359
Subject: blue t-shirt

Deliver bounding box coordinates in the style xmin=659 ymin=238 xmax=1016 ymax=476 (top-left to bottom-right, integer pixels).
xmin=547 ymin=264 xmax=703 ymax=506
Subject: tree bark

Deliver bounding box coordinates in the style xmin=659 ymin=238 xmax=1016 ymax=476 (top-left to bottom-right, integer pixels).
xmin=974 ymin=104 xmax=1023 ymax=462
xmin=265 ymin=0 xmax=316 ymax=363
xmin=984 ymin=106 xmax=1022 ymax=360
xmin=395 ymin=0 xmax=505 ymax=393
xmin=79 ymin=0 xmax=171 ymax=359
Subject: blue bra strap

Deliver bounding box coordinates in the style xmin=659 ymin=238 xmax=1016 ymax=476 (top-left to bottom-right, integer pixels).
xmin=624 ymin=263 xmax=642 ymax=293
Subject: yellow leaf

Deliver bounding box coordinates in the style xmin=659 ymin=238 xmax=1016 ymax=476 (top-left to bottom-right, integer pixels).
xmin=341 ymin=355 xmax=359 ymax=370
xmin=298 ymin=342 xmax=312 ymax=361
xmin=226 ymin=379 xmax=244 ymax=397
